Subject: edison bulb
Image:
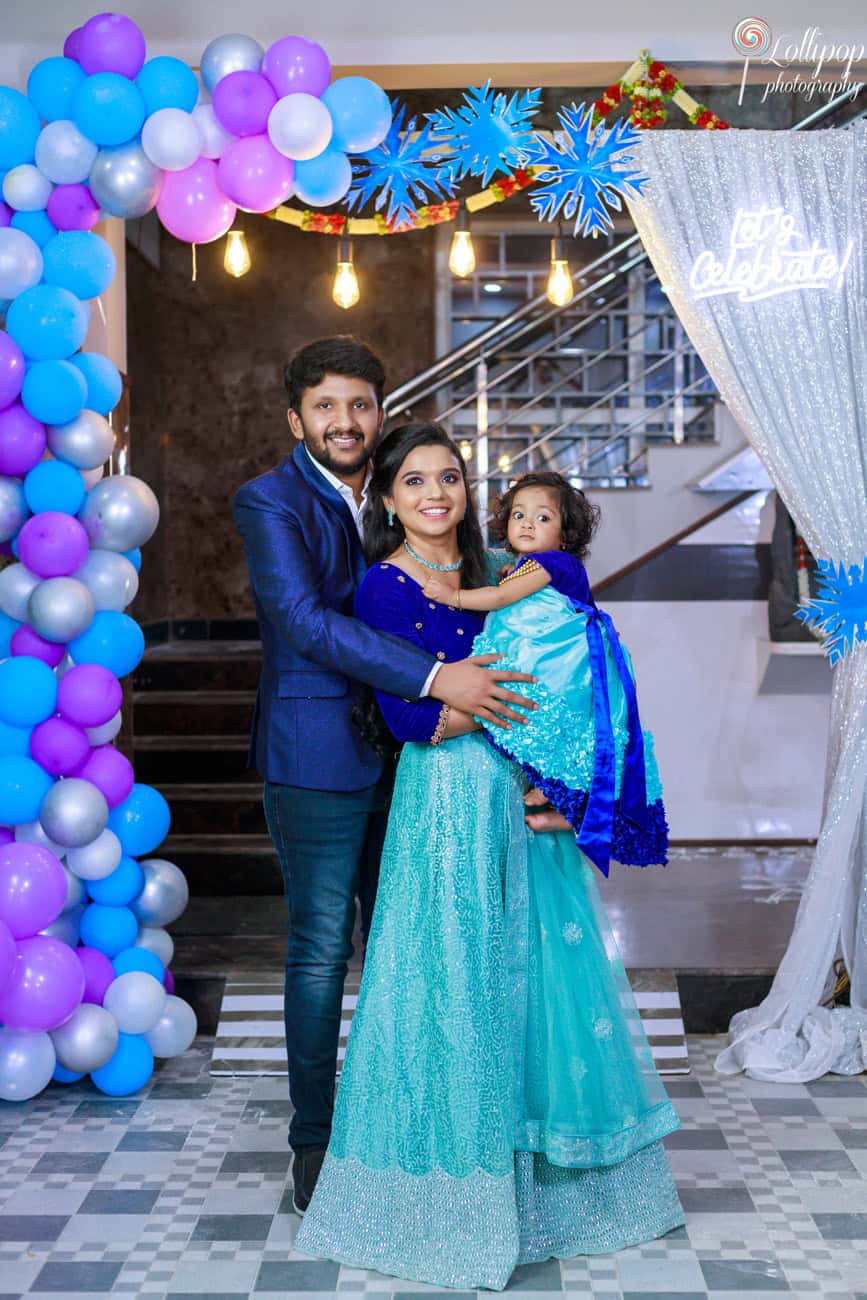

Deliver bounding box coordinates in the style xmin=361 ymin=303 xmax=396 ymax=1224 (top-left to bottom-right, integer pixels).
xmin=459 ymin=440 xmax=474 ymax=462
xmin=333 ymin=259 xmax=360 ymax=310
xmin=449 ymin=229 xmax=476 ymax=278
xmin=224 ymin=230 xmax=251 ymax=278
xmin=546 ymin=258 xmax=573 ymax=307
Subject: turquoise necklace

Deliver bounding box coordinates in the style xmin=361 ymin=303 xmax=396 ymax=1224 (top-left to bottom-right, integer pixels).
xmin=404 ymin=540 xmax=462 ymax=572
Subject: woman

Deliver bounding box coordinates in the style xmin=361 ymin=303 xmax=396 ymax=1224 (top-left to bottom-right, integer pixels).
xmin=294 ymin=424 xmax=684 ymax=1290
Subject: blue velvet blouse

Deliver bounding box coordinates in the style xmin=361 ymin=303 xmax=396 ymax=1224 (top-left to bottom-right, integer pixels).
xmin=354 ymin=562 xmax=485 ymax=743
xmin=513 ymin=550 xmax=594 ymax=606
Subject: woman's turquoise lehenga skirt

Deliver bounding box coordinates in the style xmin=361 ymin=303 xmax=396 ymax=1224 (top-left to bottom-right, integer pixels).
xmin=294 ymin=735 xmax=684 ymax=1290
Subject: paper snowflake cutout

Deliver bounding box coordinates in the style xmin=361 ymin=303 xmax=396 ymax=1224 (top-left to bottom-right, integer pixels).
xmin=427 ymin=81 xmax=542 ymax=187
xmin=346 ymin=102 xmax=456 ymax=227
xmin=794 ymin=557 xmax=867 ymax=665
xmin=523 ymin=103 xmax=649 ymax=238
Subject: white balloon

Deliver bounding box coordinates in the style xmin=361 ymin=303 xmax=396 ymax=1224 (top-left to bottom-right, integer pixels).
xmin=268 ymin=93 xmax=333 ymax=161
xmin=135 ymin=926 xmax=174 ymax=967
xmin=15 ymin=818 xmax=67 ymax=860
xmin=0 ymin=1027 xmax=56 ymax=1101
xmin=141 ymin=107 xmax=203 ymax=172
xmin=145 ymin=995 xmax=197 ymax=1058
xmin=82 ymin=465 xmax=105 ymax=490
xmin=65 ymin=828 xmax=122 ymax=881
xmin=192 ymin=103 xmax=236 ymax=159
xmin=35 ymin=120 xmax=98 ymax=185
xmin=0 ymin=228 xmax=43 ymax=301
xmin=103 ymin=971 xmax=167 ymax=1035
xmin=3 ymin=164 xmax=52 ymax=213
xmin=74 ymin=549 xmax=139 ymax=612
xmin=85 ymin=710 xmax=122 ymax=746
xmin=0 ymin=562 xmax=40 ymax=622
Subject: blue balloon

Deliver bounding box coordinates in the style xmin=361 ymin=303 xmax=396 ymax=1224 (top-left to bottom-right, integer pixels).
xmin=0 ymin=718 xmax=33 ymax=757
xmin=89 ymin=856 xmax=146 ymax=908
xmin=293 ymin=146 xmax=352 ymax=208
xmin=69 ymin=611 xmax=145 ymax=678
xmin=321 ymin=77 xmax=392 ymax=154
xmin=69 ymin=352 xmax=122 ymax=416
xmin=0 ymin=611 xmax=20 ymax=658
xmin=42 ymin=232 xmax=116 ymax=301
xmin=0 ymin=754 xmax=54 ymax=824
xmin=91 ymin=1031 xmax=154 ymax=1096
xmin=79 ymin=901 xmax=139 ymax=957
xmin=7 ymin=285 xmax=90 ymax=362
xmin=136 ymin=57 xmax=198 ymax=115
xmin=52 ymin=1063 xmax=85 ymax=1084
xmin=112 ymin=944 xmax=163 ymax=981
xmin=108 ymin=784 xmax=171 ymax=858
xmin=72 ymin=73 xmax=146 ymax=149
xmin=22 ymin=358 xmax=87 ymax=424
xmin=0 ymin=87 xmax=41 ymax=170
xmin=123 ymin=548 xmax=142 ymax=573
xmin=24 ymin=458 xmax=87 ymax=516
xmin=0 ymin=655 xmax=58 ymax=726
xmin=27 ymin=57 xmax=86 ymax=123
xmin=10 ymin=209 xmax=57 ymax=248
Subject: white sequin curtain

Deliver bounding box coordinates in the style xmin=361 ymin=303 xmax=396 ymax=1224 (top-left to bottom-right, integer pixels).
xmin=626 ymin=125 xmax=867 ymax=1081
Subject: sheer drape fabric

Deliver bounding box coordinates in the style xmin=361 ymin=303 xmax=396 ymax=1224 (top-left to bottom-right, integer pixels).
xmin=626 ymin=126 xmax=867 ymax=1080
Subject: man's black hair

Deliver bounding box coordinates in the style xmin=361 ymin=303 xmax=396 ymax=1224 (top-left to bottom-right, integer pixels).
xmin=283 ymin=336 xmax=386 ymax=412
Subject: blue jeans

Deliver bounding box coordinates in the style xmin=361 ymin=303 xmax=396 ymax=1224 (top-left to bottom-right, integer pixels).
xmin=263 ymin=775 xmax=391 ymax=1151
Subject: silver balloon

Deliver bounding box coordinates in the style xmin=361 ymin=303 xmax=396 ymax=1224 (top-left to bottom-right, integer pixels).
xmin=61 ymin=864 xmax=88 ymax=911
xmin=0 ymin=1027 xmax=56 ymax=1101
xmin=132 ymin=859 xmax=189 ymax=927
xmin=16 ymin=818 xmax=67 ymax=860
xmin=79 ymin=476 xmax=159 ymax=552
xmin=50 ymin=1002 xmax=118 ymax=1074
xmin=134 ymin=926 xmax=174 ymax=967
xmin=145 ymin=995 xmax=197 ymax=1058
xmin=200 ymin=33 xmax=264 ymax=93
xmin=47 ymin=410 xmax=115 ymax=471
xmin=0 ymin=562 xmax=40 ymax=622
xmin=40 ymin=778 xmax=108 ymax=849
xmin=40 ymin=902 xmax=84 ymax=947
xmin=65 ymin=828 xmax=122 ymax=882
xmin=0 ymin=477 xmax=28 ymax=543
xmin=74 ymin=549 xmax=139 ymax=612
xmin=86 ymin=710 xmax=122 ymax=746
xmin=28 ymin=577 xmax=95 ymax=643
xmin=89 ymin=142 xmax=163 ymax=220
xmin=104 ymin=971 xmax=167 ymax=1035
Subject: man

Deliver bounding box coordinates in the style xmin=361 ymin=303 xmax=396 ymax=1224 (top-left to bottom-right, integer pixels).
xmin=233 ymin=336 xmax=541 ymax=1216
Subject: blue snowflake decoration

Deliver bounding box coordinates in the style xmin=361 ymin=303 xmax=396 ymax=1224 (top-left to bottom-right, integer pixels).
xmin=523 ymin=103 xmax=649 ymax=238
xmin=427 ymin=81 xmax=542 ymax=187
xmin=794 ymin=557 xmax=867 ymax=665
xmin=346 ymin=102 xmax=456 ymax=228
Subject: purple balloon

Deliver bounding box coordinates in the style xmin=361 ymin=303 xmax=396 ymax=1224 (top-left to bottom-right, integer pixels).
xmin=77 ymin=942 xmax=114 ymax=1003
xmin=75 ymin=743 xmax=134 ymax=808
xmin=30 ymin=716 xmax=91 ymax=776
xmin=0 ymin=933 xmax=84 ymax=1030
xmin=0 ymin=827 xmax=15 ymax=847
xmin=164 ymin=965 xmax=175 ymax=994
xmin=18 ymin=512 xmax=90 ymax=578
xmin=0 ymin=403 xmax=46 ymax=476
xmin=156 ymin=159 xmax=237 ymax=246
xmin=64 ymin=28 xmax=84 ymax=61
xmin=0 ymin=840 xmax=67 ymax=939
xmin=78 ymin=13 xmax=147 ymax=79
xmin=0 ymin=333 xmax=25 ymax=410
xmin=57 ymin=663 xmax=122 ymax=727
xmin=0 ymin=916 xmax=15 ymax=994
xmin=213 ymin=70 xmax=277 ymax=137
xmin=262 ymin=36 xmax=331 ymax=98
xmin=11 ymin=625 xmax=66 ymax=668
xmin=0 ymin=202 xmax=11 ymax=228
xmin=47 ymin=183 xmax=101 ymax=232
xmin=218 ymin=134 xmax=294 ymax=211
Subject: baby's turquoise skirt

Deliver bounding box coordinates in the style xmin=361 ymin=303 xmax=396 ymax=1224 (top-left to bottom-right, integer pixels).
xmin=294 ymin=735 xmax=683 ymax=1290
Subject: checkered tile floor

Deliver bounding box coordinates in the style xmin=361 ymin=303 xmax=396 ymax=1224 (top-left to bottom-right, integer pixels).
xmin=1 ymin=1037 xmax=866 ymax=1297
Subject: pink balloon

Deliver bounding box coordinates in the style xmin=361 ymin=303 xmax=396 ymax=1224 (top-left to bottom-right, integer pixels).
xmin=213 ymin=71 xmax=277 ymax=137
xmin=0 ymin=403 xmax=46 ymax=477
xmin=218 ymin=135 xmax=294 ymax=212
xmin=77 ymin=943 xmax=114 ymax=1004
xmin=57 ymin=663 xmax=123 ymax=727
xmin=64 ymin=28 xmax=83 ymax=60
xmin=18 ymin=512 xmax=90 ymax=579
xmin=0 ymin=934 xmax=84 ymax=1030
xmin=156 ymin=158 xmax=237 ymax=245
xmin=75 ymin=743 xmax=134 ymax=808
xmin=0 ymin=201 xmax=11 ymax=228
xmin=30 ymin=716 xmax=91 ymax=776
xmin=0 ymin=332 xmax=25 ymax=410
xmin=0 ymin=840 xmax=67 ymax=939
xmin=11 ymin=626 xmax=66 ymax=668
xmin=78 ymin=13 xmax=147 ymax=79
xmin=0 ymin=917 xmax=15 ymax=994
xmin=47 ymin=184 xmax=101 ymax=232
xmin=262 ymin=36 xmax=331 ymax=98
xmin=164 ymin=966 xmax=175 ymax=994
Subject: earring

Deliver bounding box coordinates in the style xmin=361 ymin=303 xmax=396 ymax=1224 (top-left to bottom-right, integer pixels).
xmin=387 ymin=507 xmax=394 ymax=527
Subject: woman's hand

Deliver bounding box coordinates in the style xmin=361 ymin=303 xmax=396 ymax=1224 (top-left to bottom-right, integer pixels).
xmin=422 ymin=574 xmax=452 ymax=605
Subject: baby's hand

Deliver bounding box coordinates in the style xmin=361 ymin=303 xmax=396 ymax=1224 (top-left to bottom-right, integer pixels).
xmin=422 ymin=574 xmax=449 ymax=603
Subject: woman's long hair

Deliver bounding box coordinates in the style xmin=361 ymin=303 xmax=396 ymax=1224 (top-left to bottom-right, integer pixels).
xmin=364 ymin=422 xmax=488 ymax=590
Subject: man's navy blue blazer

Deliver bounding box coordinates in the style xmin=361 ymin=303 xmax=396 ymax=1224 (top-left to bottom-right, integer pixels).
xmin=233 ymin=442 xmax=436 ymax=792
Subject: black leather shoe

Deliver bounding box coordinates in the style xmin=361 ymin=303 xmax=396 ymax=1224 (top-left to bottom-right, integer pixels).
xmin=291 ymin=1145 xmax=327 ymax=1216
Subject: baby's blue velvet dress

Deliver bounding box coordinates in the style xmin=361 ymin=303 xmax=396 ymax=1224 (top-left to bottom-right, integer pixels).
xmin=294 ymin=558 xmax=683 ymax=1291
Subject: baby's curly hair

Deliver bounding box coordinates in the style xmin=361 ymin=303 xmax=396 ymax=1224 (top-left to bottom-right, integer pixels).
xmin=488 ymin=471 xmax=601 ymax=560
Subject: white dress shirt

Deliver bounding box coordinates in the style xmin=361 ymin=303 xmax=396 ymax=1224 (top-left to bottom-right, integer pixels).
xmin=302 ymin=444 xmax=442 ymax=697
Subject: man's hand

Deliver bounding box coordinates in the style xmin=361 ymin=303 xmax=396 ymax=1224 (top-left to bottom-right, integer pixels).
xmin=431 ymin=654 xmax=536 ymax=729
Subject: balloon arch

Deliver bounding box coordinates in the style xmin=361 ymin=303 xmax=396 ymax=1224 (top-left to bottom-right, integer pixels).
xmin=0 ymin=12 xmax=385 ymax=1101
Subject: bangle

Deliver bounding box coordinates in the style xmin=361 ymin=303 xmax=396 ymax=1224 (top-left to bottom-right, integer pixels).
xmin=430 ymin=704 xmax=450 ymax=745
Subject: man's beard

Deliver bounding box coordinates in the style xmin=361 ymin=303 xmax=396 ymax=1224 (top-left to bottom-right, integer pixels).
xmin=303 ymin=427 xmax=372 ymax=478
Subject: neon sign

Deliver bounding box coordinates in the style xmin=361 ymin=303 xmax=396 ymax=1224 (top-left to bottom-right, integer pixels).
xmin=689 ymin=205 xmax=854 ymax=303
